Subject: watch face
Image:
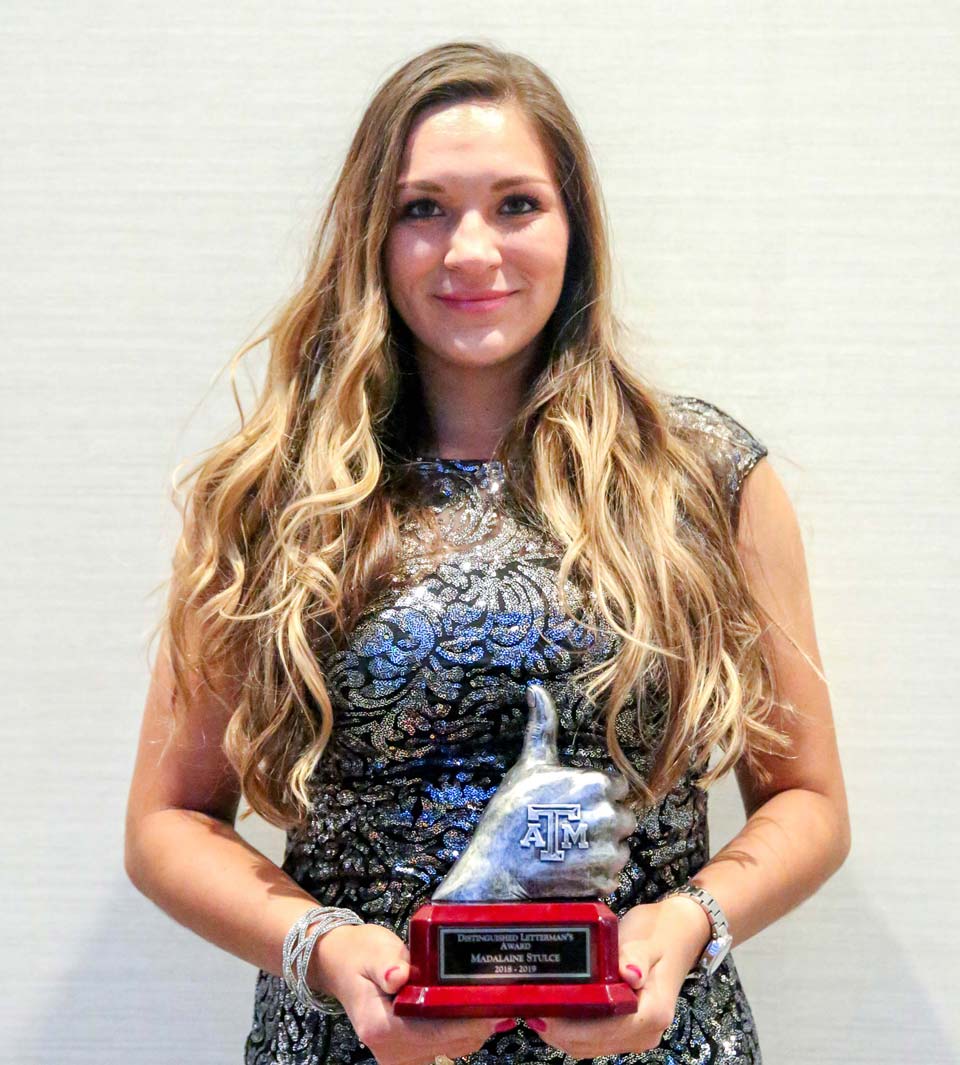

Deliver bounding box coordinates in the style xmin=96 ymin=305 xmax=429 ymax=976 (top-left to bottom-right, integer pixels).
xmin=705 ymin=935 xmax=733 ymax=975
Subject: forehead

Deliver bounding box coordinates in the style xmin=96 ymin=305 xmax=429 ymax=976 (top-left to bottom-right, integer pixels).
xmin=398 ymin=100 xmax=554 ymax=184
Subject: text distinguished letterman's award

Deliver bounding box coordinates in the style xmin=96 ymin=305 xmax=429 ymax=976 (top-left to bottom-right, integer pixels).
xmin=394 ymin=681 xmax=639 ymax=1019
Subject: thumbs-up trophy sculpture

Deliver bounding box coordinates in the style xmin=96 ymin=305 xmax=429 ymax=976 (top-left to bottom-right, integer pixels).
xmin=394 ymin=681 xmax=639 ymax=1018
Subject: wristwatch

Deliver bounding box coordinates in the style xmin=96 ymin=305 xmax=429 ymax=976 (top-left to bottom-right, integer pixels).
xmin=661 ymin=882 xmax=733 ymax=979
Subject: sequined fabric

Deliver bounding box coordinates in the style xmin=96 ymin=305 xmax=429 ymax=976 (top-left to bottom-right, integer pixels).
xmin=244 ymin=394 xmax=769 ymax=1065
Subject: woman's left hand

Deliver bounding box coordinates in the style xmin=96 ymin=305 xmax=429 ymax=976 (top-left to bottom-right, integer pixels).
xmin=531 ymin=898 xmax=711 ymax=1058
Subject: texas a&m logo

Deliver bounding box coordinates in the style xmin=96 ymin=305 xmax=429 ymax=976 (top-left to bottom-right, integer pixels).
xmin=520 ymin=803 xmax=589 ymax=862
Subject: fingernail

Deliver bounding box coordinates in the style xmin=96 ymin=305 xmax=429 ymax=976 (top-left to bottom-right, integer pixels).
xmin=627 ymin=964 xmax=643 ymax=979
xmin=526 ymin=1017 xmax=547 ymax=1031
xmin=494 ymin=1019 xmax=517 ymax=1032
xmin=383 ymin=965 xmax=400 ymax=982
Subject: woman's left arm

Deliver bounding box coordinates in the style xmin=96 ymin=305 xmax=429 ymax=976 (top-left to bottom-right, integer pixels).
xmin=537 ymin=458 xmax=852 ymax=1057
xmin=670 ymin=456 xmax=852 ymax=949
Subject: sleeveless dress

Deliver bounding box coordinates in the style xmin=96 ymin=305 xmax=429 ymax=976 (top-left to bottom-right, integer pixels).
xmin=244 ymin=394 xmax=769 ymax=1065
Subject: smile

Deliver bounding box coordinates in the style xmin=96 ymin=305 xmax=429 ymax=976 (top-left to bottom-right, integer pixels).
xmin=436 ymin=293 xmax=516 ymax=313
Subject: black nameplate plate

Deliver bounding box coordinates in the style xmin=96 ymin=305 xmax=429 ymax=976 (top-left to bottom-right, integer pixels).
xmin=438 ymin=925 xmax=592 ymax=983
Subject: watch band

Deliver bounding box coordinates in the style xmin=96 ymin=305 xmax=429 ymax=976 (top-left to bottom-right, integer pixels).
xmin=661 ymin=882 xmax=733 ymax=979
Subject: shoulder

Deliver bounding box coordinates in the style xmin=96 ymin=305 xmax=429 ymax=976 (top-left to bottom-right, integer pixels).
xmin=660 ymin=392 xmax=770 ymax=533
xmin=662 ymin=392 xmax=769 ymax=472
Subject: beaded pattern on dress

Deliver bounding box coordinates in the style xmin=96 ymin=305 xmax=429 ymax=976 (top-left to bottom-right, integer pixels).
xmin=244 ymin=394 xmax=769 ymax=1065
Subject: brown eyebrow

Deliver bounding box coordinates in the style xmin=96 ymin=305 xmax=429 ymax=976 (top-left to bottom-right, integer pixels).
xmin=396 ymin=175 xmax=552 ymax=192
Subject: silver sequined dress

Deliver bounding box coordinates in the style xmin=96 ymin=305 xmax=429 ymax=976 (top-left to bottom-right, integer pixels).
xmin=244 ymin=395 xmax=769 ymax=1065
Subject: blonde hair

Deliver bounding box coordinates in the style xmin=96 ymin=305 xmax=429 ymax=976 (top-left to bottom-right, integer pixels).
xmin=157 ymin=40 xmax=806 ymax=831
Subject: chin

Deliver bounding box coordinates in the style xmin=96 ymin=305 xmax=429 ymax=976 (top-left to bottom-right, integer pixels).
xmin=444 ymin=341 xmax=530 ymax=366
xmin=458 ymin=327 xmax=534 ymax=351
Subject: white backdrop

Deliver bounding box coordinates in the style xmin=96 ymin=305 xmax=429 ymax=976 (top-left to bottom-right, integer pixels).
xmin=2 ymin=3 xmax=957 ymax=1063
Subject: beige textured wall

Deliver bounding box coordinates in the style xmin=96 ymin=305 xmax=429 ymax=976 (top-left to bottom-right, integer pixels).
xmin=3 ymin=4 xmax=957 ymax=1063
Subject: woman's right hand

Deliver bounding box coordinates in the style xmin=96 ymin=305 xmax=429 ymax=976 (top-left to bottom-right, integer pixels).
xmin=310 ymin=922 xmax=514 ymax=1065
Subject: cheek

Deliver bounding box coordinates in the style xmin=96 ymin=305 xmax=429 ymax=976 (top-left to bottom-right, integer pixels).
xmin=385 ymin=232 xmax=435 ymax=300
xmin=514 ymin=222 xmax=569 ymax=280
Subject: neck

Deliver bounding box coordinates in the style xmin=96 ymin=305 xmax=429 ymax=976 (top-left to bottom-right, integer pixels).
xmin=414 ymin=342 xmax=542 ymax=459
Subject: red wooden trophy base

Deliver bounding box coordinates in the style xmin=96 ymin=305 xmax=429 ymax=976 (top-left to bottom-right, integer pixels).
xmin=393 ymin=901 xmax=637 ymax=1019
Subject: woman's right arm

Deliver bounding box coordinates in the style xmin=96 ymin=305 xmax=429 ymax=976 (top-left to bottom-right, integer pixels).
xmin=124 ymin=627 xmax=505 ymax=1064
xmin=123 ymin=629 xmax=337 ymax=988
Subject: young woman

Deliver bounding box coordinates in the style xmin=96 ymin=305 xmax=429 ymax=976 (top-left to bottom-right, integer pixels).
xmin=124 ymin=41 xmax=850 ymax=1065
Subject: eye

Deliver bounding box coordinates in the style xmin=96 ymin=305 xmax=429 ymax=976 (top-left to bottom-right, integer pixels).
xmin=400 ymin=198 xmax=442 ymax=219
xmin=397 ymin=194 xmax=543 ymax=220
xmin=502 ymin=194 xmax=542 ymax=215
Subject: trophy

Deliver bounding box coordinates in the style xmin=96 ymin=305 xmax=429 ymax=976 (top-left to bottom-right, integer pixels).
xmin=393 ymin=681 xmax=639 ymax=1019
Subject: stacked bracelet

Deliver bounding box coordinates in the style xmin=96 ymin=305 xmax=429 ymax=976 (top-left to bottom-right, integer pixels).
xmin=282 ymin=905 xmax=364 ymax=1013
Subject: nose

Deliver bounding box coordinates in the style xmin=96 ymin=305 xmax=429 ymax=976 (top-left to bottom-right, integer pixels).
xmin=443 ymin=210 xmax=503 ymax=272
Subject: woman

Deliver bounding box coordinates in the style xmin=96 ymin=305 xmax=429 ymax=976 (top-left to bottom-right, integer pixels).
xmin=124 ymin=41 xmax=851 ymax=1065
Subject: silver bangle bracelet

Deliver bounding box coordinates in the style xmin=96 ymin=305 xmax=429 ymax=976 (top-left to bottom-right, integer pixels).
xmin=282 ymin=905 xmax=364 ymax=1013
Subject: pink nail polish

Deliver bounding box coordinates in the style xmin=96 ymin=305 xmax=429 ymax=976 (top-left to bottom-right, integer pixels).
xmin=383 ymin=965 xmax=399 ymax=982
xmin=627 ymin=964 xmax=643 ymax=979
xmin=526 ymin=1017 xmax=547 ymax=1032
xmin=494 ymin=1019 xmax=517 ymax=1032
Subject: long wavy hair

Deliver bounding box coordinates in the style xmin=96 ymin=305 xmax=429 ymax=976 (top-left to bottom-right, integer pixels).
xmin=155 ymin=40 xmax=809 ymax=832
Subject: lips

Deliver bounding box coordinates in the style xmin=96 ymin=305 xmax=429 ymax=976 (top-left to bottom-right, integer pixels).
xmin=439 ymin=291 xmax=514 ymax=300
xmin=436 ymin=291 xmax=516 ymax=312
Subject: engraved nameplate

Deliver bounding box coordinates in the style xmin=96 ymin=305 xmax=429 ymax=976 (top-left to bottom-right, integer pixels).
xmin=438 ymin=925 xmax=592 ymax=983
